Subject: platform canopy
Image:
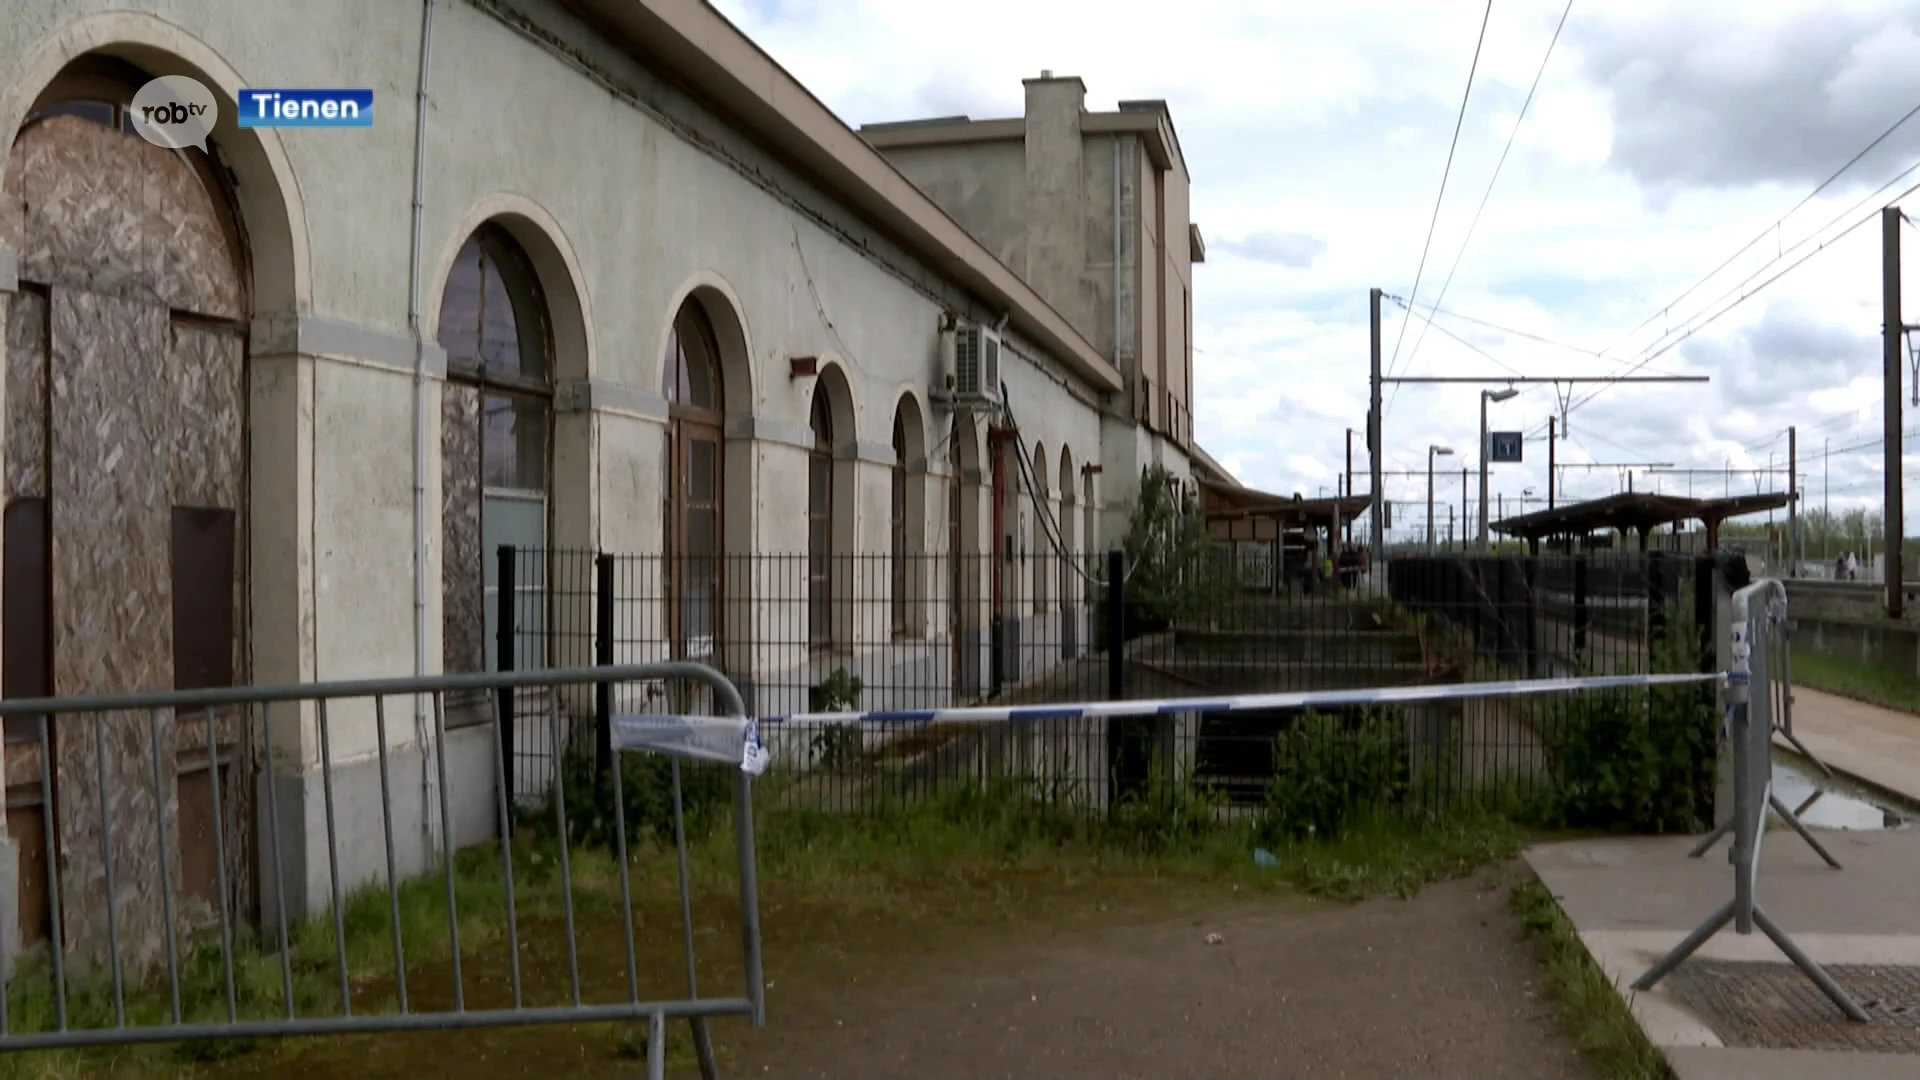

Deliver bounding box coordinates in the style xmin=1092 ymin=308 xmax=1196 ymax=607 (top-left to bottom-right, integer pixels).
xmin=1489 ymin=491 xmax=1791 ymax=551
xmin=1197 ymin=476 xmax=1372 ymax=536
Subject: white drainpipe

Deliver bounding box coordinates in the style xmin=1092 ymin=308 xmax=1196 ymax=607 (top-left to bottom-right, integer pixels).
xmin=407 ymin=0 xmax=442 ymax=857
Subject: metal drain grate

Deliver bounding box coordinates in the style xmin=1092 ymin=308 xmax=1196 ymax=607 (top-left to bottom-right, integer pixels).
xmin=1665 ymin=960 xmax=1920 ymax=1054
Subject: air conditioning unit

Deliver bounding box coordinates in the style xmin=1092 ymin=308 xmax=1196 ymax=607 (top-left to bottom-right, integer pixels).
xmin=952 ymin=322 xmax=1002 ymax=403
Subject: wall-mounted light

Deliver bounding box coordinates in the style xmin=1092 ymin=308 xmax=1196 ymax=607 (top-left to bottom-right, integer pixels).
xmin=788 ymin=355 xmax=819 ymax=379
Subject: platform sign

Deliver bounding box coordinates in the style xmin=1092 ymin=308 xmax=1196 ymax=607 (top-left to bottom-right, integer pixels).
xmin=1488 ymin=431 xmax=1524 ymax=464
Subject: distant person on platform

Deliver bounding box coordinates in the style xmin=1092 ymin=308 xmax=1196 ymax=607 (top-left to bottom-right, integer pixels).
xmin=1848 ymin=552 xmax=1861 ymax=580
xmin=1836 ymin=553 xmax=1848 ymax=580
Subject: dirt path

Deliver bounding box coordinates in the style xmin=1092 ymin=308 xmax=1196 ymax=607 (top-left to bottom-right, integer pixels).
xmin=94 ymin=861 xmax=1586 ymax=1080
xmin=723 ymin=864 xmax=1589 ymax=1080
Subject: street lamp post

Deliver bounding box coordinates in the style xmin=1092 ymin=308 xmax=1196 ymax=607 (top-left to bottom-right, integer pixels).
xmin=1478 ymin=388 xmax=1519 ymax=552
xmin=1426 ymin=444 xmax=1454 ymax=551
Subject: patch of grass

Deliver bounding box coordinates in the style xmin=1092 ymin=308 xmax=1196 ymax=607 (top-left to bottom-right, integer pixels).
xmin=0 ymin=778 xmax=1546 ymax=1080
xmin=1510 ymin=878 xmax=1670 ymax=1080
xmin=1280 ymin=808 xmax=1530 ymax=900
xmin=1791 ymin=645 xmax=1920 ymax=714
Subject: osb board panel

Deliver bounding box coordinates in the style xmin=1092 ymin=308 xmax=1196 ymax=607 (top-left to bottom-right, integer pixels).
xmin=166 ymin=322 xmax=255 ymax=920
xmin=7 ymin=801 xmax=51 ymax=948
xmin=443 ymin=384 xmax=484 ymax=675
xmin=4 ymin=737 xmax=43 ymax=790
xmin=5 ymin=289 xmax=48 ymax=501
xmin=166 ymin=324 xmax=245 ymax=509
xmin=174 ymin=710 xmax=254 ymax=929
xmin=49 ymin=288 xmax=179 ymax=974
xmin=6 ymin=116 xmax=243 ymax=319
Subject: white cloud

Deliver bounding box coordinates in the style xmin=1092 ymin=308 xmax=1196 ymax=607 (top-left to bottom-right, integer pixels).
xmin=713 ymin=0 xmax=1920 ymax=537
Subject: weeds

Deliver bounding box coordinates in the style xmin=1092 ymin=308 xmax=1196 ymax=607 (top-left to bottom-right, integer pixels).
xmin=1511 ymin=879 xmax=1671 ymax=1080
xmin=1532 ymin=600 xmax=1717 ymax=834
xmin=1262 ymin=707 xmax=1412 ymax=839
xmin=1790 ymin=644 xmax=1920 ymax=715
xmin=0 ymin=769 xmax=1557 ymax=1080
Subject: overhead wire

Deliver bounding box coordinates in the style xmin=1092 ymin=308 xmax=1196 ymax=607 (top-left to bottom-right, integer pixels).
xmin=1539 ymin=136 xmax=1920 ymax=435
xmin=1526 ymin=172 xmax=1920 ymax=440
xmin=1381 ymin=0 xmax=1497 ymax=418
xmin=1597 ymin=99 xmax=1920 ymax=361
xmin=1617 ymin=168 xmax=1920 ymax=370
xmin=1384 ymin=295 xmax=1526 ymax=377
xmin=1386 ymin=294 xmax=1604 ymax=358
xmin=1392 ymin=0 xmax=1574 ymax=401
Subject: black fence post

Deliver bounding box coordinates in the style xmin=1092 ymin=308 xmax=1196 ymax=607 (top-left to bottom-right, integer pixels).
xmin=495 ymin=544 xmax=517 ymax=829
xmin=1494 ymin=559 xmax=1511 ymax=666
xmin=988 ymin=614 xmax=1005 ymax=698
xmin=1106 ymin=549 xmax=1126 ymax=701
xmin=1648 ymin=550 xmax=1669 ymax=664
xmin=1523 ymin=556 xmax=1541 ymax=678
xmin=1692 ymin=554 xmax=1715 ymax=674
xmin=1104 ymin=549 xmax=1147 ymax=805
xmin=1572 ymin=553 xmax=1590 ymax=671
xmin=594 ymin=553 xmax=615 ymax=786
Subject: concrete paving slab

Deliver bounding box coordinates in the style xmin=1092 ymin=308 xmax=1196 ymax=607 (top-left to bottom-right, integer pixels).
xmin=1529 ymin=831 xmax=1920 ymax=936
xmin=1665 ymin=1046 xmax=1920 ymax=1080
xmin=1524 ymin=831 xmax=1920 ymax=1077
xmin=1785 ymin=687 xmax=1920 ymax=807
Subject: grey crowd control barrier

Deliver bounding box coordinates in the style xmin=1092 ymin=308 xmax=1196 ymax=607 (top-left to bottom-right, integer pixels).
xmin=0 ymin=661 xmax=766 ymax=1080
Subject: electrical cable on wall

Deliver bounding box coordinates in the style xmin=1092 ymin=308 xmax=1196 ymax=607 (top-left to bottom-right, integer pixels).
xmin=998 ymin=389 xmax=1119 ymax=590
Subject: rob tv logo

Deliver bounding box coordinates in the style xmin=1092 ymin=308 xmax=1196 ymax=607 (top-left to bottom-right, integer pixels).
xmin=127 ymin=77 xmax=372 ymax=150
xmin=240 ymin=88 xmax=374 ymax=128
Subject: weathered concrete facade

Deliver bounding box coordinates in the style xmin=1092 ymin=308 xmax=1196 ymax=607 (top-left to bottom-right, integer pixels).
xmin=862 ymin=74 xmax=1205 ymax=540
xmin=0 ymin=0 xmax=1164 ymax=960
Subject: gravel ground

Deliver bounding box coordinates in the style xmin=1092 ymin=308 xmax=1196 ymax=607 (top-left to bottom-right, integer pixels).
xmin=723 ymin=863 xmax=1592 ymax=1080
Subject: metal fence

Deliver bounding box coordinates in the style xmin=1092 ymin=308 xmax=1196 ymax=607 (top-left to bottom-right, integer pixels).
xmin=1387 ymin=550 xmax=1711 ymax=678
xmin=498 ymin=547 xmax=1720 ymax=829
xmin=1634 ymin=577 xmax=1868 ymax=1022
xmin=0 ymin=662 xmax=765 ymax=1080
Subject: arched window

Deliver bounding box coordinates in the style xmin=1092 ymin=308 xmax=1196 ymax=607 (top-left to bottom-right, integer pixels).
xmin=1058 ymin=449 xmax=1077 ymax=613
xmin=808 ymin=390 xmax=835 ymax=648
xmin=9 ymin=56 xmax=256 ymax=931
xmin=948 ymin=415 xmax=971 ymax=667
xmin=1083 ymin=471 xmax=1098 ymax=604
xmin=662 ymin=301 xmax=725 ymax=662
xmin=890 ymin=411 xmax=910 ymax=638
xmin=1031 ymin=442 xmax=1049 ymax=615
xmin=440 ymin=223 xmax=553 ymax=681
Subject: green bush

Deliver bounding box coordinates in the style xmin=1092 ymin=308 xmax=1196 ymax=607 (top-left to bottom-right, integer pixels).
xmin=1533 ymin=600 xmax=1716 ymax=834
xmin=1120 ymin=464 xmax=1242 ymax=633
xmin=545 ymin=738 xmax=734 ymax=851
xmin=1260 ymin=708 xmax=1413 ymax=839
xmin=1107 ymin=764 xmax=1224 ymax=852
xmin=807 ymin=667 xmax=867 ymax=775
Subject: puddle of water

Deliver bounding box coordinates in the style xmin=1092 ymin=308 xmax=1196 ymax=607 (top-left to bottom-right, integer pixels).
xmin=1771 ymin=758 xmax=1909 ymax=831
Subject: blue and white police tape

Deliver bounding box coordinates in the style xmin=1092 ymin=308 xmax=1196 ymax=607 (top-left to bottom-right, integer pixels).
xmin=606 ymin=671 xmax=1728 ymax=773
xmin=760 ymin=670 xmax=1727 ymax=728
xmin=610 ymin=713 xmax=770 ymax=775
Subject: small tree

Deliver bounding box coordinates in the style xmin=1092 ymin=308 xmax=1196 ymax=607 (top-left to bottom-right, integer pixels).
xmin=1120 ymin=464 xmax=1238 ymax=628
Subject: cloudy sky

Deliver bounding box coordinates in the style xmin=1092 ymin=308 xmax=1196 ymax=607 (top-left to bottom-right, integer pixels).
xmin=713 ymin=0 xmax=1920 ymax=543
